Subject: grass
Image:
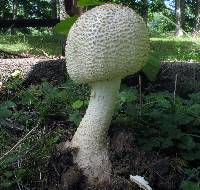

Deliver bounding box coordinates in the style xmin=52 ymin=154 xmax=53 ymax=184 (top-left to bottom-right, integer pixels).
xmin=151 ymin=36 xmax=200 ymax=62
xmin=0 ymin=34 xmax=200 ymax=62
xmin=0 ymin=34 xmax=62 ymax=56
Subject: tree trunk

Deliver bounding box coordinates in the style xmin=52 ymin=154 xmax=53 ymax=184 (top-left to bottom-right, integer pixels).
xmin=23 ymin=0 xmax=29 ymax=18
xmin=51 ymin=0 xmax=58 ymax=19
xmin=59 ymin=0 xmax=69 ymax=56
xmin=175 ymin=0 xmax=183 ymax=36
xmin=141 ymin=0 xmax=148 ymax=24
xmin=11 ymin=0 xmax=19 ymax=34
xmin=72 ymin=0 xmax=84 ymax=16
xmin=194 ymin=0 xmax=200 ymax=34
xmin=181 ymin=0 xmax=185 ymax=30
xmin=59 ymin=0 xmax=84 ymax=56
xmin=64 ymin=0 xmax=84 ymax=16
xmin=59 ymin=0 xmax=69 ymax=20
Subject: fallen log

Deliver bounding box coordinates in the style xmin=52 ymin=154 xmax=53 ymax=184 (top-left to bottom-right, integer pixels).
xmin=0 ymin=58 xmax=199 ymax=95
xmin=0 ymin=19 xmax=59 ymax=28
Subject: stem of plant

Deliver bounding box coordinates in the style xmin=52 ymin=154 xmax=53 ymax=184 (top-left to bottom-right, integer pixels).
xmin=71 ymin=77 xmax=121 ymax=182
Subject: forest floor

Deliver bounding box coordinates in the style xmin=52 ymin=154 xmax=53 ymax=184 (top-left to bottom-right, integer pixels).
xmin=0 ymin=34 xmax=200 ymax=190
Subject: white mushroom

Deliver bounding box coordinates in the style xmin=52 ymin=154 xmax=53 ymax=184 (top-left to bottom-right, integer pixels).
xmin=65 ymin=3 xmax=149 ymax=182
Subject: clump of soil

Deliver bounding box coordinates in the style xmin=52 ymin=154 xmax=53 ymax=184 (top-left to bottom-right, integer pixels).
xmin=47 ymin=125 xmax=182 ymax=190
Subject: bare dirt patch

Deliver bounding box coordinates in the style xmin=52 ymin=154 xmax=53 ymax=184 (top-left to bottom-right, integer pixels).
xmin=46 ymin=125 xmax=182 ymax=190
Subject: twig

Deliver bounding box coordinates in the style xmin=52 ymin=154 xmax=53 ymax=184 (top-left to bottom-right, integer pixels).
xmin=52 ymin=163 xmax=60 ymax=177
xmin=14 ymin=174 xmax=22 ymax=190
xmin=0 ymin=121 xmax=40 ymax=162
xmin=41 ymin=49 xmax=50 ymax=57
xmin=188 ymin=134 xmax=200 ymax=138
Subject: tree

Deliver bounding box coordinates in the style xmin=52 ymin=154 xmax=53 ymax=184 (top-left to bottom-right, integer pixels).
xmin=194 ymin=0 xmax=200 ymax=34
xmin=58 ymin=0 xmax=69 ymax=55
xmin=12 ymin=0 xmax=18 ymax=19
xmin=175 ymin=0 xmax=184 ymax=36
xmin=141 ymin=0 xmax=148 ymax=23
xmin=11 ymin=0 xmax=19 ymax=34
xmin=51 ymin=0 xmax=57 ymax=18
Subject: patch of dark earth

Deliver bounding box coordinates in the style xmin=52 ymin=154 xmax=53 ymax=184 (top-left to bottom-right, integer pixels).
xmin=45 ymin=125 xmax=182 ymax=190
xmin=1 ymin=116 xmax=183 ymax=190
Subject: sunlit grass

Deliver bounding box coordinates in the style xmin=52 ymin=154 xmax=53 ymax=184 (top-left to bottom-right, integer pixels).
xmin=0 ymin=34 xmax=62 ymax=56
xmin=0 ymin=34 xmax=199 ymax=62
xmin=150 ymin=36 xmax=200 ymax=62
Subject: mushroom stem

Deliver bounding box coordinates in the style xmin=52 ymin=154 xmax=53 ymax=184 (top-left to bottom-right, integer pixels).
xmin=72 ymin=77 xmax=121 ymax=182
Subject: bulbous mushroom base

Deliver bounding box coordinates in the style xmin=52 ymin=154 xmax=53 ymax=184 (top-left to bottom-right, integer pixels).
xmin=72 ymin=140 xmax=111 ymax=183
xmin=70 ymin=78 xmax=121 ymax=183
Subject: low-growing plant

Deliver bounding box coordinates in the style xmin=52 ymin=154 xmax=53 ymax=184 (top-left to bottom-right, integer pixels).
xmin=0 ymin=78 xmax=89 ymax=189
xmin=1 ymin=76 xmax=200 ymax=189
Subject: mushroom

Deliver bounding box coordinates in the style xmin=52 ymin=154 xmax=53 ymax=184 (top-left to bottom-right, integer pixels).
xmin=65 ymin=4 xmax=149 ymax=183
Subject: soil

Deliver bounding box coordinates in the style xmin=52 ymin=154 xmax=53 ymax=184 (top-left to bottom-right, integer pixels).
xmin=0 ymin=53 xmax=184 ymax=189
xmin=47 ymin=125 xmax=182 ymax=190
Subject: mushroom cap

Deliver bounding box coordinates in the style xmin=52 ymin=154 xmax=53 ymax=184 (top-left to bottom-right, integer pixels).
xmin=65 ymin=3 xmax=150 ymax=84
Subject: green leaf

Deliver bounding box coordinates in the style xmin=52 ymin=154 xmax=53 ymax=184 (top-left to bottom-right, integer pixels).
xmin=181 ymin=181 xmax=200 ymax=190
xmin=0 ymin=180 xmax=13 ymax=188
xmin=188 ymin=104 xmax=200 ymax=117
xmin=2 ymin=153 xmax=18 ymax=167
xmin=142 ymin=56 xmax=160 ymax=82
xmin=3 ymin=171 xmax=13 ymax=178
xmin=53 ymin=16 xmax=78 ymax=35
xmin=72 ymin=100 xmax=84 ymax=109
xmin=161 ymin=138 xmax=173 ymax=148
xmin=11 ymin=70 xmax=22 ymax=78
xmin=140 ymin=137 xmax=161 ymax=151
xmin=69 ymin=112 xmax=82 ymax=125
xmin=77 ymin=0 xmax=104 ymax=7
xmin=51 ymin=136 xmax=60 ymax=144
xmin=189 ymin=93 xmax=200 ymax=104
xmin=15 ymin=169 xmax=27 ymax=183
xmin=0 ymin=107 xmax=12 ymax=119
xmin=178 ymin=135 xmax=195 ymax=150
xmin=119 ymin=90 xmax=138 ymax=104
xmin=0 ymin=101 xmax=16 ymax=119
xmin=1 ymin=101 xmax=16 ymax=108
xmin=182 ymin=148 xmax=200 ymax=161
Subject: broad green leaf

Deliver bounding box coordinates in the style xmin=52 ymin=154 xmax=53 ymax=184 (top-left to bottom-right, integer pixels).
xmin=77 ymin=0 xmax=104 ymax=7
xmin=69 ymin=112 xmax=82 ymax=125
xmin=188 ymin=104 xmax=200 ymax=117
xmin=142 ymin=56 xmax=160 ymax=82
xmin=119 ymin=90 xmax=137 ymax=103
xmin=53 ymin=16 xmax=78 ymax=35
xmin=72 ymin=100 xmax=84 ymax=109
xmin=2 ymin=153 xmax=18 ymax=167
